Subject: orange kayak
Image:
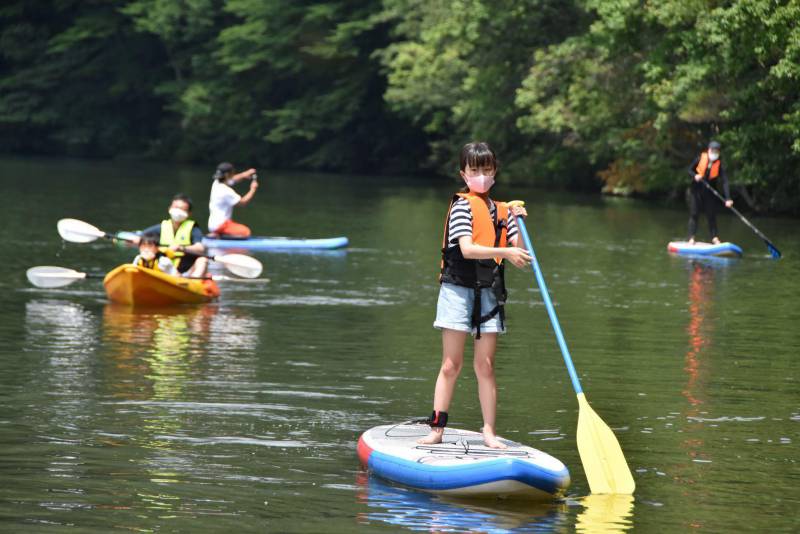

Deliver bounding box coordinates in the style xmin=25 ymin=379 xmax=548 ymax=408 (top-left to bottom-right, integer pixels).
xmin=103 ymin=264 xmax=220 ymax=306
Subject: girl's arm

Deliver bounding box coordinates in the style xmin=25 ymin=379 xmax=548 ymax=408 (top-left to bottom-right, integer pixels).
xmin=158 ymin=256 xmax=178 ymax=276
xmin=232 ymin=168 xmax=257 ymax=183
xmin=236 ymin=179 xmax=258 ymax=206
xmin=182 ymin=242 xmax=206 ymax=255
xmin=458 ymin=236 xmax=530 ymax=268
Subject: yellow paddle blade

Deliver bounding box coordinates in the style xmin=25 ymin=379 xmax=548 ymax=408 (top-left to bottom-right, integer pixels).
xmin=576 ymin=393 xmax=635 ymax=494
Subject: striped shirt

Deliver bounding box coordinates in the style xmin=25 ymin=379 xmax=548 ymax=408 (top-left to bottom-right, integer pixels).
xmin=446 ymin=198 xmax=519 ymax=248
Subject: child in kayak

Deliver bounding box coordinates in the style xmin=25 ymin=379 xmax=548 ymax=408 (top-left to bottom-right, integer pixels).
xmin=136 ymin=194 xmax=209 ymax=278
xmin=208 ymin=162 xmax=259 ymax=238
xmin=419 ymin=141 xmax=531 ymax=449
xmin=132 ymin=234 xmax=177 ymax=275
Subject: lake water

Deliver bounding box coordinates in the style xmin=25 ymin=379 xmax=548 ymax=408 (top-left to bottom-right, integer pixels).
xmin=0 ymin=157 xmax=798 ymax=532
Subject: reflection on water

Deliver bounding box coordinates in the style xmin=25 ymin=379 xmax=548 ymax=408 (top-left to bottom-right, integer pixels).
xmin=672 ymin=260 xmax=721 ymax=529
xmin=25 ymin=299 xmax=98 ymax=357
xmin=23 ymin=298 xmax=99 ymax=415
xmin=101 ymin=304 xmax=261 ymax=399
xmin=355 ymin=471 xmax=568 ymax=532
xmin=575 ymin=494 xmax=634 ymax=533
xmin=357 ymin=470 xmax=635 ymax=533
xmin=102 ymin=304 xmax=218 ymax=400
xmin=683 ymin=261 xmax=717 ymax=411
xmin=679 ymin=260 xmax=726 ymax=477
xmin=100 ymin=303 xmax=264 ymax=518
xmin=207 ymin=307 xmax=261 ymax=355
xmin=22 ymin=299 xmax=101 ymax=502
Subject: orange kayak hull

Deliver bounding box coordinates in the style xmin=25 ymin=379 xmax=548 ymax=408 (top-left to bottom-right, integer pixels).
xmin=103 ymin=264 xmax=220 ymax=306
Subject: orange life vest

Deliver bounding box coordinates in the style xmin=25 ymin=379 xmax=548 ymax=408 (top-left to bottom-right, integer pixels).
xmin=439 ymin=192 xmax=509 ymax=338
xmin=440 ymin=192 xmax=509 ymax=265
xmin=696 ymin=152 xmax=720 ymax=180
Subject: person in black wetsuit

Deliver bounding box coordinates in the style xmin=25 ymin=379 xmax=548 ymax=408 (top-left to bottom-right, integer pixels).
xmin=687 ymin=140 xmax=733 ymax=244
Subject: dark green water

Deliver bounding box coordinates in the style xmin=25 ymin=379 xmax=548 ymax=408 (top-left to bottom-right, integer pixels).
xmin=1 ymin=157 xmax=798 ymax=532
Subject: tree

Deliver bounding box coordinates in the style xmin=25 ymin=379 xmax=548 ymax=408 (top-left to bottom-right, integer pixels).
xmin=515 ymin=0 xmax=800 ymax=210
xmin=0 ymin=0 xmax=166 ymax=156
xmin=378 ymin=0 xmax=589 ymax=183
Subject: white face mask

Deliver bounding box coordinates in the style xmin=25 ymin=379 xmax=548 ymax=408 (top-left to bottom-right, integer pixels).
xmin=465 ymin=174 xmax=495 ymax=194
xmin=169 ymin=207 xmax=188 ymax=223
xmin=708 ymin=151 xmax=719 ymax=162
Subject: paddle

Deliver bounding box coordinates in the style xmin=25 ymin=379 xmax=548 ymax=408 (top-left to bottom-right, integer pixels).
xmin=57 ymin=218 xmax=263 ymax=278
xmin=508 ymin=200 xmax=636 ymax=494
xmin=26 ymin=266 xmax=269 ymax=289
xmin=26 ymin=266 xmax=100 ymax=288
xmin=700 ymin=181 xmax=781 ymax=258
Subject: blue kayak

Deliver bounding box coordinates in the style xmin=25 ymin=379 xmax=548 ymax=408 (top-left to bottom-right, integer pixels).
xmin=667 ymin=241 xmax=743 ymax=257
xmin=116 ymin=231 xmax=348 ymax=251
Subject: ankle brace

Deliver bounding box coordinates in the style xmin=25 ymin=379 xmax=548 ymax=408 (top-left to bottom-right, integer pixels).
xmin=428 ymin=410 xmax=448 ymax=428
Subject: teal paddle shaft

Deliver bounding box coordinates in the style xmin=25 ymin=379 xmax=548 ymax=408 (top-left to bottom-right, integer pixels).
xmin=515 ymin=215 xmax=583 ymax=394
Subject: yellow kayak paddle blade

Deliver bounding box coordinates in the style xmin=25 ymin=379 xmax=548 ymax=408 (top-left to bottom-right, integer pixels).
xmin=576 ymin=393 xmax=635 ymax=494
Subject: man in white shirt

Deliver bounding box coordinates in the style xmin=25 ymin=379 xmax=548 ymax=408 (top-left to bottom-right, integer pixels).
xmin=208 ymin=162 xmax=259 ymax=237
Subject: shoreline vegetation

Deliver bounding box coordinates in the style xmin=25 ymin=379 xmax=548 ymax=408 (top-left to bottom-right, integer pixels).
xmin=2 ymin=1 xmax=798 ymax=214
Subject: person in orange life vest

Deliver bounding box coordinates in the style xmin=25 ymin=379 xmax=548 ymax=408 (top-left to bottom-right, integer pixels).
xmin=687 ymin=140 xmax=733 ymax=244
xmin=131 ymin=234 xmax=177 ymax=276
xmin=135 ymin=194 xmax=209 ymax=278
xmin=208 ymin=162 xmax=259 ymax=238
xmin=419 ymin=142 xmax=531 ymax=449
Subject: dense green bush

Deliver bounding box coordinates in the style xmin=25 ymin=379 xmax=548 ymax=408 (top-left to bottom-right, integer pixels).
xmin=1 ymin=1 xmax=798 ymax=211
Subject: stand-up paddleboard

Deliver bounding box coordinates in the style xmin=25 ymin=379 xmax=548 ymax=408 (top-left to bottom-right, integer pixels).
xmin=202 ymin=235 xmax=348 ymax=251
xmin=358 ymin=423 xmax=570 ymax=500
xmin=114 ymin=231 xmax=348 ymax=251
xmin=667 ymin=241 xmax=743 ymax=258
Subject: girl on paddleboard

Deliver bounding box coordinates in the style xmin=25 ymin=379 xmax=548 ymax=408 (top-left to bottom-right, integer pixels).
xmin=208 ymin=162 xmax=259 ymax=238
xmin=419 ymin=142 xmax=531 ymax=449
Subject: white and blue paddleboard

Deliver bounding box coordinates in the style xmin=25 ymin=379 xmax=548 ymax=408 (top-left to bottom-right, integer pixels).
xmin=358 ymin=423 xmax=570 ymax=500
xmin=667 ymin=240 xmax=743 ymax=258
xmin=201 ymin=235 xmax=348 ymax=251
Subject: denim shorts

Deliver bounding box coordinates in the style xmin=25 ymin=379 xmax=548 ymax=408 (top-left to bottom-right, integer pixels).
xmin=433 ymin=282 xmax=506 ymax=335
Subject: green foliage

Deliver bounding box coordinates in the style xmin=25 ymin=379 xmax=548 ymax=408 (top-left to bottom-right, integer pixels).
xmin=378 ymin=0 xmax=588 ymax=181
xmin=0 ymin=0 xmax=799 ymax=211
xmin=515 ymin=0 xmax=800 ymax=210
xmin=0 ymin=0 xmax=166 ymax=155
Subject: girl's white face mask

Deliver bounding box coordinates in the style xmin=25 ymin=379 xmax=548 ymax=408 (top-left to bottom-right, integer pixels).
xmin=169 ymin=208 xmax=189 ymax=223
xmin=465 ymin=174 xmax=495 ymax=194
xmin=708 ymin=151 xmax=720 ymax=162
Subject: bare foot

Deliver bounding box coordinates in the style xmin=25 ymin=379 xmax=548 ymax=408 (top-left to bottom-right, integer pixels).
xmin=417 ymin=428 xmax=444 ymax=445
xmin=482 ymin=431 xmax=508 ymax=449
xmin=688 ymin=238 xmax=695 ymax=245
xmin=712 ymin=237 xmax=721 ymax=244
